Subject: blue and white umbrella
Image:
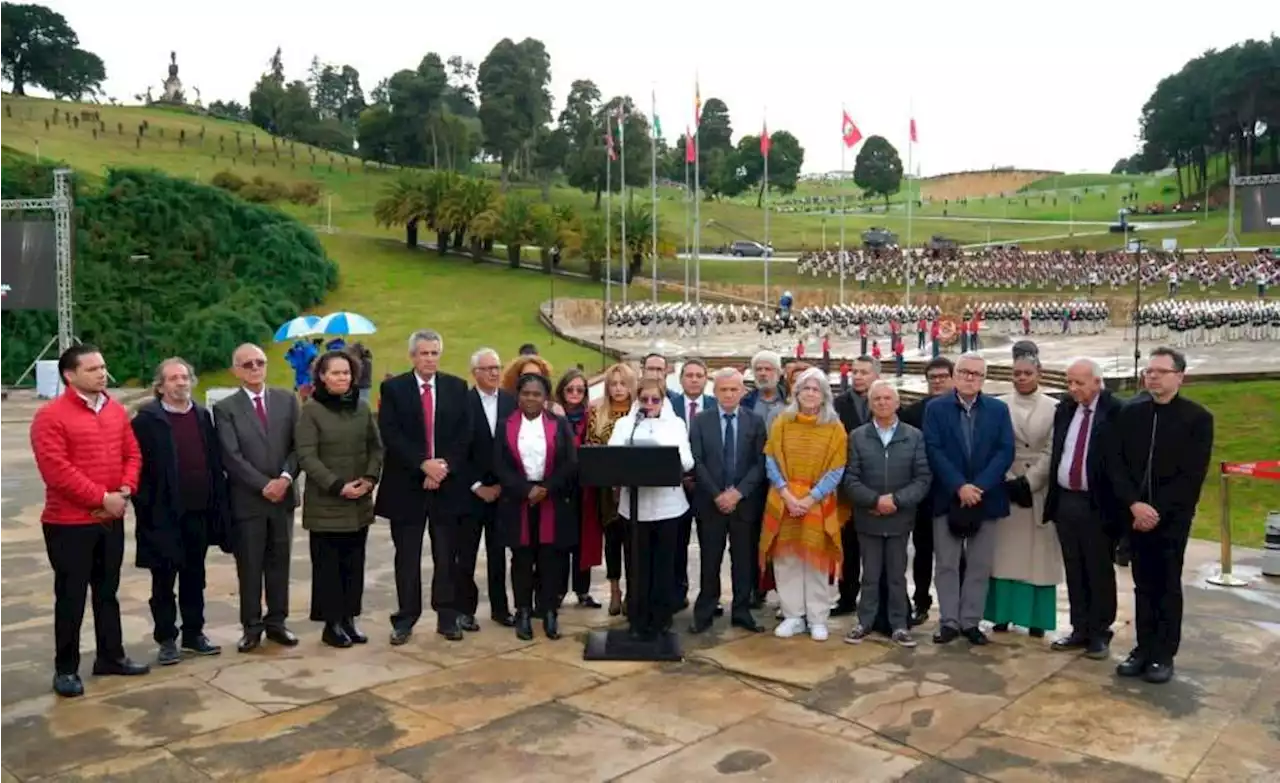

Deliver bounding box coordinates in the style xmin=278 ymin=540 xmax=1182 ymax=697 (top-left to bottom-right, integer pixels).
xmin=273 ymin=315 xmax=321 ymax=342
xmin=314 ymin=311 xmax=377 ymax=336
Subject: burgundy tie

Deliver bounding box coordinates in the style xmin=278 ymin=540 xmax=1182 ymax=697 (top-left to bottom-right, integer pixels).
xmin=421 ymin=382 xmax=434 ymax=460
xmin=1068 ymin=407 xmax=1092 ymax=491
xmin=253 ymin=395 xmax=268 ymax=431
xmin=689 ymin=401 xmax=697 ymax=422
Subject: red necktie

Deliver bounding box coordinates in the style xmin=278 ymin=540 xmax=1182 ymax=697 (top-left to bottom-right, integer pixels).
xmin=1068 ymin=407 xmax=1092 ymax=491
xmin=253 ymin=395 xmax=268 ymax=431
xmin=689 ymin=401 xmax=697 ymax=422
xmin=421 ymin=382 xmax=434 ymax=459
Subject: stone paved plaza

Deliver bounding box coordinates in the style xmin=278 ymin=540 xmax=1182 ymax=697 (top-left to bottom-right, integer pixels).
xmin=3 ymin=409 xmax=1279 ymax=781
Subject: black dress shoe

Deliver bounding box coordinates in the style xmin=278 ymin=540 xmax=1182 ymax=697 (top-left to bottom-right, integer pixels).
xmin=157 ymin=641 xmax=182 ymax=666
xmin=514 ymin=609 xmax=534 ymax=641
xmin=53 ymin=673 xmax=84 ymax=698
xmin=829 ymin=600 xmax=857 ymax=617
xmin=1051 ymin=634 xmax=1090 ymax=652
xmin=962 ymin=627 xmax=989 ymax=646
xmin=909 ymin=607 xmax=930 ymax=628
xmin=991 ymin=622 xmax=1010 ymax=633
xmin=491 ymin=612 xmax=515 ymax=628
xmin=731 ymin=616 xmax=766 ymax=633
xmin=688 ymin=617 xmax=713 ymax=634
xmin=341 ymin=619 xmax=368 ymax=644
xmin=714 ymin=604 xmax=725 ymax=618
xmin=577 ymin=594 xmax=602 ymax=609
xmin=1116 ymin=652 xmax=1147 ymax=677
xmin=265 ymin=627 xmax=299 ymax=646
xmin=182 ymin=635 xmax=222 ymax=656
xmin=437 ymin=620 xmax=464 ymax=642
xmin=543 ymin=610 xmax=561 ymax=640
xmin=458 ymin=614 xmax=481 ymax=632
xmin=322 ymin=622 xmax=353 ymax=648
xmin=1142 ymin=661 xmax=1174 ymax=684
xmin=389 ymin=626 xmax=412 ymax=646
xmin=237 ymin=631 xmax=263 ymax=653
xmin=92 ymin=657 xmax=150 ymax=676
xmin=933 ymin=626 xmax=961 ymax=645
xmin=1084 ymin=639 xmax=1110 ymax=660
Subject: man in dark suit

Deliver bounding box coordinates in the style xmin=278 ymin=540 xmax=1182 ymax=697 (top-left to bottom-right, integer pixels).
xmin=669 ymin=358 xmax=716 ymax=610
xmin=1044 ymin=358 xmax=1122 ymax=660
xmin=898 ymin=356 xmax=954 ymax=626
xmin=462 ymin=347 xmax=516 ymax=628
xmin=1107 ymin=347 xmax=1213 ymax=684
xmin=688 ymin=368 xmax=767 ymax=633
xmin=831 ymin=355 xmax=879 ymax=616
xmin=214 ymin=344 xmax=300 ymax=653
xmin=376 ymin=329 xmax=474 ymax=643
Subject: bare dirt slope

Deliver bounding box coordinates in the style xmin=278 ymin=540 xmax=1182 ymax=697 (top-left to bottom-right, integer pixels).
xmin=921 ymin=169 xmax=1061 ymax=201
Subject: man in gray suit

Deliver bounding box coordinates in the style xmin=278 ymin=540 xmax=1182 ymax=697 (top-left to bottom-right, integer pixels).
xmin=214 ymin=343 xmax=300 ymax=653
xmin=688 ymin=368 xmax=767 ymax=634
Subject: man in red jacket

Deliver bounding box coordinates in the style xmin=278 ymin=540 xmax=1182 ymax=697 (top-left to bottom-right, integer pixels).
xmin=30 ymin=345 xmax=149 ymax=698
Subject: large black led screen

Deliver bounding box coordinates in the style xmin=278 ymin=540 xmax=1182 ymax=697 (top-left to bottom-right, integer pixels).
xmin=1 ymin=220 xmax=58 ymax=311
xmin=1240 ymin=183 xmax=1280 ymax=233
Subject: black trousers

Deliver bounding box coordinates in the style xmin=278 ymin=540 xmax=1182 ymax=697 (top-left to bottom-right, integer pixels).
xmin=391 ymin=512 xmax=469 ymax=631
xmin=911 ymin=506 xmax=934 ymax=611
xmin=838 ymin=521 xmax=862 ymax=606
xmin=43 ymin=520 xmax=126 ymax=674
xmin=464 ymin=500 xmax=509 ymax=617
xmin=693 ymin=509 xmax=753 ymax=624
xmin=1130 ymin=522 xmax=1189 ymax=665
xmin=309 ymin=527 xmax=369 ymax=623
xmin=149 ymin=511 xmax=210 ymax=644
xmin=675 ymin=510 xmax=694 ymax=602
xmin=629 ymin=515 xmax=681 ymax=636
xmin=564 ymin=544 xmax=592 ymax=597
xmin=234 ymin=510 xmax=293 ymax=633
xmin=512 ymin=506 xmax=567 ymax=612
xmin=1055 ymin=491 xmax=1117 ymax=643
xmin=604 ymin=518 xmax=631 ymax=582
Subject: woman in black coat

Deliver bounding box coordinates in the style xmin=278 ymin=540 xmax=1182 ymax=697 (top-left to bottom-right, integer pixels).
xmin=494 ymin=373 xmax=579 ymax=641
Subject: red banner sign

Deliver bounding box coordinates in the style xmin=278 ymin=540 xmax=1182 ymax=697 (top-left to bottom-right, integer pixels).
xmin=1222 ymin=460 xmax=1280 ymax=481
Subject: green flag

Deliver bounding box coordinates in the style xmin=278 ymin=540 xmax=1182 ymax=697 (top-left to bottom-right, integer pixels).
xmin=651 ymin=90 xmax=661 ymax=139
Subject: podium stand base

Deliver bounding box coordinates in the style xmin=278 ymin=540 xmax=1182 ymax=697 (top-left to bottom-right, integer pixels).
xmin=583 ymin=629 xmax=683 ymax=662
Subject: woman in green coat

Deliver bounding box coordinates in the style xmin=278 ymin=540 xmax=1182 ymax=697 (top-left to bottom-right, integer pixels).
xmin=296 ymin=350 xmax=384 ymax=648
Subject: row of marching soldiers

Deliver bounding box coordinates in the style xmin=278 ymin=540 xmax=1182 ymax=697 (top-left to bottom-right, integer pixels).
xmin=31 ymin=332 xmax=1211 ymax=698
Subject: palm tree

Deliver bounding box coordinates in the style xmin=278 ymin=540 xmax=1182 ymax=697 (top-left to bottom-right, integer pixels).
xmin=440 ymin=178 xmax=497 ymax=254
xmin=422 ymin=170 xmax=459 ymax=256
xmin=494 ymin=195 xmax=535 ymax=268
xmin=373 ymin=177 xmax=428 ymax=248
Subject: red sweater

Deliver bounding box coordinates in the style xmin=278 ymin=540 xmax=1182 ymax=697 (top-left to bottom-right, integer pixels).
xmin=30 ymin=388 xmax=142 ymax=525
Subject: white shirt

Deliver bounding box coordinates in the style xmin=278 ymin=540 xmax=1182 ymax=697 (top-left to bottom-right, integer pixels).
xmin=415 ymin=373 xmax=437 ymax=457
xmin=77 ymin=391 xmax=107 ymax=414
xmin=681 ymin=394 xmax=705 ymax=431
xmin=517 ymin=414 xmax=547 ymax=481
xmin=608 ymin=408 xmax=695 ymax=522
xmin=478 ymin=387 xmax=499 ymax=436
xmin=1056 ymin=396 xmax=1097 ymax=491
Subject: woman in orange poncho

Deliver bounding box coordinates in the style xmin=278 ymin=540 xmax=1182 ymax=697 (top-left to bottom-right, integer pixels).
xmin=760 ymin=366 xmax=848 ymax=643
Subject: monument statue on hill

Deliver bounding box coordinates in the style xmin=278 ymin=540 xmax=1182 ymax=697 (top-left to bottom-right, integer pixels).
xmin=160 ymin=51 xmax=184 ymax=104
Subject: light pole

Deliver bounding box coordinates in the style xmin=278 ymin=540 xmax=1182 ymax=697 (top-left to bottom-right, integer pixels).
xmin=1130 ymin=238 xmax=1146 ymax=385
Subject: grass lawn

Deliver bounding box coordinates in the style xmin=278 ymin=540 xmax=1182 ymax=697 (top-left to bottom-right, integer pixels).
xmin=1183 ymin=380 xmax=1280 ymax=549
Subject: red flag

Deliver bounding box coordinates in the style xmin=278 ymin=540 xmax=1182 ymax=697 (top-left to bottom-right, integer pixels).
xmin=685 ymin=129 xmax=696 ymax=163
xmin=910 ymin=117 xmax=918 ymax=144
xmin=841 ymin=110 xmax=862 ymax=148
xmin=694 ymin=80 xmax=702 ymax=127
xmin=761 ymin=121 xmax=771 ymax=157
xmin=606 ymin=126 xmax=617 ymax=161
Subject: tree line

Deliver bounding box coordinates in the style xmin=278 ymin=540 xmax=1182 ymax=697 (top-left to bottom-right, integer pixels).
xmin=1120 ymin=36 xmax=1279 ymax=200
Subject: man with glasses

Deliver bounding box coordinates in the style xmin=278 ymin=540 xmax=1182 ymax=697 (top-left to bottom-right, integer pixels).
xmin=899 ymin=357 xmax=955 ymax=626
xmin=923 ymin=353 xmax=1015 ymax=646
xmin=1107 ymin=347 xmax=1213 ymax=684
xmin=462 ymin=348 xmax=516 ymax=629
xmin=214 ymin=344 xmax=301 ymax=652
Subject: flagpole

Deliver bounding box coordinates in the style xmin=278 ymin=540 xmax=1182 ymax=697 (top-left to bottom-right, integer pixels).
xmin=839 ymin=105 xmax=846 ymax=307
xmin=683 ymin=137 xmax=690 ymax=304
xmin=619 ymin=107 xmax=628 ymax=306
xmin=694 ymin=100 xmax=702 ymax=347
xmin=606 ymin=140 xmax=612 ymax=311
xmin=651 ymin=89 xmax=658 ymax=306
xmin=905 ymin=111 xmax=914 ymax=308
xmin=763 ymin=110 xmax=770 ymax=309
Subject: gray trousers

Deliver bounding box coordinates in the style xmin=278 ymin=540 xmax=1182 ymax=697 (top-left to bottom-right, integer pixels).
xmin=857 ymin=532 xmax=910 ymax=631
xmin=933 ymin=516 xmax=997 ymax=630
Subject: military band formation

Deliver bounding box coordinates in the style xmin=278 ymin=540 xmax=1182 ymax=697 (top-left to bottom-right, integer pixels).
xmin=31 ymin=327 xmax=1218 ymax=700
xmin=1137 ymin=299 xmax=1280 ymax=346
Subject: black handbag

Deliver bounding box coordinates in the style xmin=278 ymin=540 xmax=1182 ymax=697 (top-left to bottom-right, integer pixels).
xmin=1005 ymin=476 xmax=1033 ymax=509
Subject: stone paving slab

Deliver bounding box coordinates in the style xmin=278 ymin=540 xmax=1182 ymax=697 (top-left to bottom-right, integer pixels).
xmin=4 ymin=417 xmax=1279 ymax=782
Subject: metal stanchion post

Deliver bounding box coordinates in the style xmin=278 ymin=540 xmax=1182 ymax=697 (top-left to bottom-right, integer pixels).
xmin=1208 ymin=467 xmax=1249 ymax=587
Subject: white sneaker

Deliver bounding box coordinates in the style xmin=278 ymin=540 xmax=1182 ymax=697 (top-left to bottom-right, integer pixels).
xmin=774 ymin=618 xmax=806 ymax=638
xmin=809 ymin=623 xmax=829 ymax=642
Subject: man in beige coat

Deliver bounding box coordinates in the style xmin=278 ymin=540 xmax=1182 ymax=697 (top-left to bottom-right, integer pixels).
xmin=986 ymin=343 xmax=1061 ymax=636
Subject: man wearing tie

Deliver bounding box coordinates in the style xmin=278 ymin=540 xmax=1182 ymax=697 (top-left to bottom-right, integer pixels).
xmin=214 ymin=344 xmax=300 ymax=652
xmin=688 ymin=368 xmax=767 ymax=633
xmin=1045 ymin=358 xmax=1122 ymax=660
xmin=462 ymin=347 xmax=516 ymax=628
xmin=670 ymin=358 xmax=715 ymax=609
xmin=376 ymin=330 xmax=474 ymax=643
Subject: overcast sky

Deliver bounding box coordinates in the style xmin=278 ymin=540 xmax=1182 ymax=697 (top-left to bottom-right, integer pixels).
xmin=29 ymin=0 xmax=1274 ymax=175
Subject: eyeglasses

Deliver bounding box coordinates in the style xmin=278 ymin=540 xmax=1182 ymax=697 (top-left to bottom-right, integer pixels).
xmin=238 ymin=359 xmax=266 ymax=369
xmin=565 ymin=386 xmax=586 ymax=395
xmin=475 ymin=366 xmax=501 ymax=372
xmin=957 ymin=368 xmax=985 ymax=379
xmin=639 ymin=396 xmax=663 ymax=404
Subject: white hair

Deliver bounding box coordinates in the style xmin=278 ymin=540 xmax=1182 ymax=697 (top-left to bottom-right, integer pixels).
xmin=782 ymin=367 xmax=839 ymax=426
xmin=470 ymin=347 xmax=499 ymax=369
xmin=408 ymin=329 xmax=444 ymax=355
xmin=750 ymin=350 xmax=782 ymax=372
xmin=956 ymin=351 xmax=986 ymax=370
xmin=1067 ymin=357 xmax=1103 ymax=379
xmin=712 ymin=366 xmax=742 ymax=385
xmin=867 ymin=379 xmax=900 ymax=401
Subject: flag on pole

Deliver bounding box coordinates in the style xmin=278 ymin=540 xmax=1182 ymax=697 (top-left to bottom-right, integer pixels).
xmin=651 ymin=90 xmax=661 ymax=139
xmin=685 ymin=128 xmax=696 ymax=163
xmin=760 ymin=120 xmax=771 ymax=157
xmin=694 ymin=79 xmax=702 ymax=127
xmin=606 ymin=124 xmax=617 ymax=161
xmin=910 ymin=117 xmax=918 ymax=144
xmin=841 ymin=110 xmax=862 ymax=148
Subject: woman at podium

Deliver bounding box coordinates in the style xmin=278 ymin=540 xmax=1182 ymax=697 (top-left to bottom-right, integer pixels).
xmin=608 ymin=377 xmax=695 ymax=637
xmin=494 ymin=374 xmax=579 ymax=641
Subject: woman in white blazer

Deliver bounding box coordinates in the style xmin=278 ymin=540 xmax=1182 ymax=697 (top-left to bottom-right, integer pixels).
xmin=608 ymin=377 xmax=695 ymax=638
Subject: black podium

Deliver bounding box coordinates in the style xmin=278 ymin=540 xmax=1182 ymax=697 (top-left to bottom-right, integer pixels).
xmin=578 ymin=443 xmax=685 ymax=662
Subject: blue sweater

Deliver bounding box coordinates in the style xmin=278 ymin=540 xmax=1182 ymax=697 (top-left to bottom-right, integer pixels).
xmin=922 ymin=391 xmax=1015 ymax=520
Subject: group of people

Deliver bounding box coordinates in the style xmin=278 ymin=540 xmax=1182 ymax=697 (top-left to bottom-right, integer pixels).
xmin=1135 ymin=299 xmax=1280 ymax=347
xmin=30 ymin=329 xmax=1214 ymax=699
